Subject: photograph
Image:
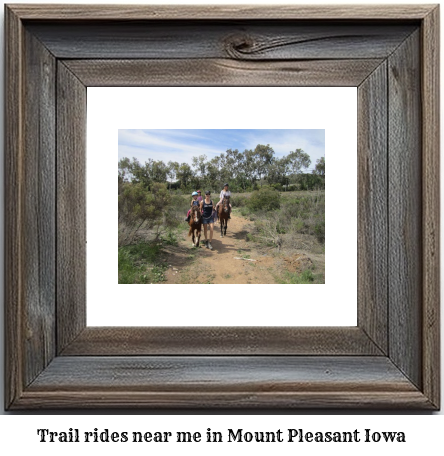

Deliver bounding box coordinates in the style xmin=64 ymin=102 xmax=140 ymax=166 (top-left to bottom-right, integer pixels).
xmin=118 ymin=129 xmax=325 ymax=285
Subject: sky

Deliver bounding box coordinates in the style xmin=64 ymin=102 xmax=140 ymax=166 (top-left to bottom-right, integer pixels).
xmin=118 ymin=129 xmax=325 ymax=172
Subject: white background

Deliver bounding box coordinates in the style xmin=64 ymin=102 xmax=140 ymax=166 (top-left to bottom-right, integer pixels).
xmin=87 ymin=87 xmax=357 ymax=326
xmin=0 ymin=0 xmax=442 ymax=438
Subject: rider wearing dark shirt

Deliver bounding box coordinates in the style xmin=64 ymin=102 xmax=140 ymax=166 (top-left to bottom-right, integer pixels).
xmin=200 ymin=191 xmax=215 ymax=250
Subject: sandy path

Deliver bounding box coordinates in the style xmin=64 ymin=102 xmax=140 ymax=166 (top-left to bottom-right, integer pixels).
xmin=163 ymin=214 xmax=277 ymax=284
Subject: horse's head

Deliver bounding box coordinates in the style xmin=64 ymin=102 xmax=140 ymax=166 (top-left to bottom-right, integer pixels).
xmin=191 ymin=205 xmax=200 ymax=223
xmin=222 ymin=196 xmax=230 ymax=212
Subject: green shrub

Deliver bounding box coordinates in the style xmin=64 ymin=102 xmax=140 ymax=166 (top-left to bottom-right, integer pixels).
xmin=314 ymin=220 xmax=325 ymax=243
xmin=160 ymin=230 xmax=178 ymax=245
xmin=280 ymin=269 xmax=316 ymax=284
xmin=247 ymin=187 xmax=281 ymax=212
xmin=118 ymin=242 xmax=166 ymax=284
xmin=282 ymin=197 xmax=315 ymax=219
xmin=118 ymin=182 xmax=174 ymax=245
xmin=271 ymin=183 xmax=283 ymax=191
xmin=233 ymin=194 xmax=248 ymax=208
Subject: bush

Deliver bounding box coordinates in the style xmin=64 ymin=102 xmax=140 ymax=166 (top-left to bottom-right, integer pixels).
xmin=118 ymin=242 xmax=166 ymax=284
xmin=271 ymin=183 xmax=283 ymax=191
xmin=314 ymin=220 xmax=325 ymax=243
xmin=118 ymin=182 xmax=173 ymax=245
xmin=251 ymin=192 xmax=325 ymax=250
xmin=233 ymin=194 xmax=248 ymax=208
xmin=247 ymin=187 xmax=281 ymax=212
xmin=160 ymin=230 xmax=178 ymax=246
xmin=280 ymin=269 xmax=316 ymax=284
xmin=282 ymin=197 xmax=313 ymax=219
xmin=170 ymin=194 xmax=189 ymax=218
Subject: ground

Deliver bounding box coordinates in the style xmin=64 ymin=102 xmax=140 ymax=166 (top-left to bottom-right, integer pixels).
xmin=161 ymin=213 xmax=324 ymax=284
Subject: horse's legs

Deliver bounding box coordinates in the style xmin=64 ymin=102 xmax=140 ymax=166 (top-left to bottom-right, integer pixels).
xmin=220 ymin=219 xmax=224 ymax=237
xmin=196 ymin=229 xmax=200 ymax=247
xmin=224 ymin=220 xmax=227 ymax=236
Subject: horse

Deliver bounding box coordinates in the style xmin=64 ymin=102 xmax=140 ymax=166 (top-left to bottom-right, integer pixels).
xmin=218 ymin=195 xmax=230 ymax=237
xmin=188 ymin=205 xmax=202 ymax=247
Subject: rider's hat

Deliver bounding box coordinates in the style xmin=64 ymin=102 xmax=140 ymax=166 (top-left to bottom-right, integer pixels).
xmin=224 ymin=183 xmax=229 ymax=187
xmin=192 ymin=191 xmax=198 ymax=196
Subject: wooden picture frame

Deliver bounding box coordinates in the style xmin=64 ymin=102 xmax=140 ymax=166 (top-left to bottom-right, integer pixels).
xmin=5 ymin=4 xmax=440 ymax=409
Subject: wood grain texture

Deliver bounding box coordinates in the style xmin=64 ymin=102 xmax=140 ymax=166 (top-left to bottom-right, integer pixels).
xmin=15 ymin=390 xmax=433 ymax=410
xmin=5 ymin=5 xmax=24 ymax=410
xmin=63 ymin=59 xmax=384 ymax=87
xmin=61 ymin=327 xmax=382 ymax=356
xmin=22 ymin=29 xmax=57 ymax=387
xmin=7 ymin=4 xmax=436 ymax=20
xmin=12 ymin=356 xmax=432 ymax=409
xmin=4 ymin=5 xmax=440 ymax=410
xmin=388 ymin=30 xmax=422 ymax=389
xmin=421 ymin=6 xmax=440 ymax=409
xmin=28 ymin=357 xmax=419 ymax=391
xmin=56 ymin=62 xmax=87 ymax=354
xmin=357 ymin=62 xmax=388 ymax=354
xmin=27 ymin=22 xmax=416 ymax=60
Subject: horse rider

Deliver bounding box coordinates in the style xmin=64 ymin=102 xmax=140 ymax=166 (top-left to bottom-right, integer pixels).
xmin=185 ymin=191 xmax=201 ymax=222
xmin=216 ymin=183 xmax=232 ymax=219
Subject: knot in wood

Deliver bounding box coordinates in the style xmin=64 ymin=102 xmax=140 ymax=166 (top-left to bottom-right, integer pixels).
xmin=224 ymin=34 xmax=255 ymax=59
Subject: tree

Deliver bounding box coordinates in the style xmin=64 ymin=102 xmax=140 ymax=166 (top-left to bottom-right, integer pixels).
xmin=118 ymin=157 xmax=132 ymax=182
xmin=149 ymin=160 xmax=168 ymax=183
xmin=206 ymin=158 xmax=220 ymax=190
xmin=217 ymin=152 xmax=230 ymax=186
xmin=253 ymin=144 xmax=275 ymax=186
xmin=166 ymin=161 xmax=179 ymax=191
xmin=280 ymin=156 xmax=292 ymax=190
xmin=297 ymin=173 xmax=324 ymax=191
xmin=313 ymin=156 xmax=325 ymax=176
xmin=287 ymin=149 xmax=311 ymax=183
xmin=191 ymin=154 xmax=207 ymax=179
xmin=118 ymin=143 xmax=316 ymax=194
xmin=118 ymin=157 xmax=152 ymax=188
xmin=267 ymin=156 xmax=289 ymax=187
xmin=176 ymin=162 xmax=193 ymax=189
xmin=191 ymin=154 xmax=208 ymax=190
xmin=226 ymin=149 xmax=249 ymax=191
xmin=243 ymin=149 xmax=257 ymax=186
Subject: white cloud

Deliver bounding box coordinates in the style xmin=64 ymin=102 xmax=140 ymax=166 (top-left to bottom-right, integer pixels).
xmin=118 ymin=130 xmax=225 ymax=164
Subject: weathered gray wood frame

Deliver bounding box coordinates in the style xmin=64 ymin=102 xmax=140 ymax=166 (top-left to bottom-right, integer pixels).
xmin=5 ymin=4 xmax=440 ymax=409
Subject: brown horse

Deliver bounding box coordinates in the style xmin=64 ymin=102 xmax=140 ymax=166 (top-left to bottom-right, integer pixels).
xmin=188 ymin=205 xmax=202 ymax=247
xmin=218 ymin=195 xmax=230 ymax=237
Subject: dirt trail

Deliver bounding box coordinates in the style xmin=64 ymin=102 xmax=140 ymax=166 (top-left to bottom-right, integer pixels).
xmin=163 ymin=214 xmax=278 ymax=284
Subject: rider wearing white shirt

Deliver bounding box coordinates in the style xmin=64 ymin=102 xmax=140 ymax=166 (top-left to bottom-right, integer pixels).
xmin=216 ymin=183 xmax=232 ymax=219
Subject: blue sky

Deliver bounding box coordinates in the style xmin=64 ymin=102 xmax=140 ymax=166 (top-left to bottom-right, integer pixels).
xmin=118 ymin=129 xmax=325 ymax=171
